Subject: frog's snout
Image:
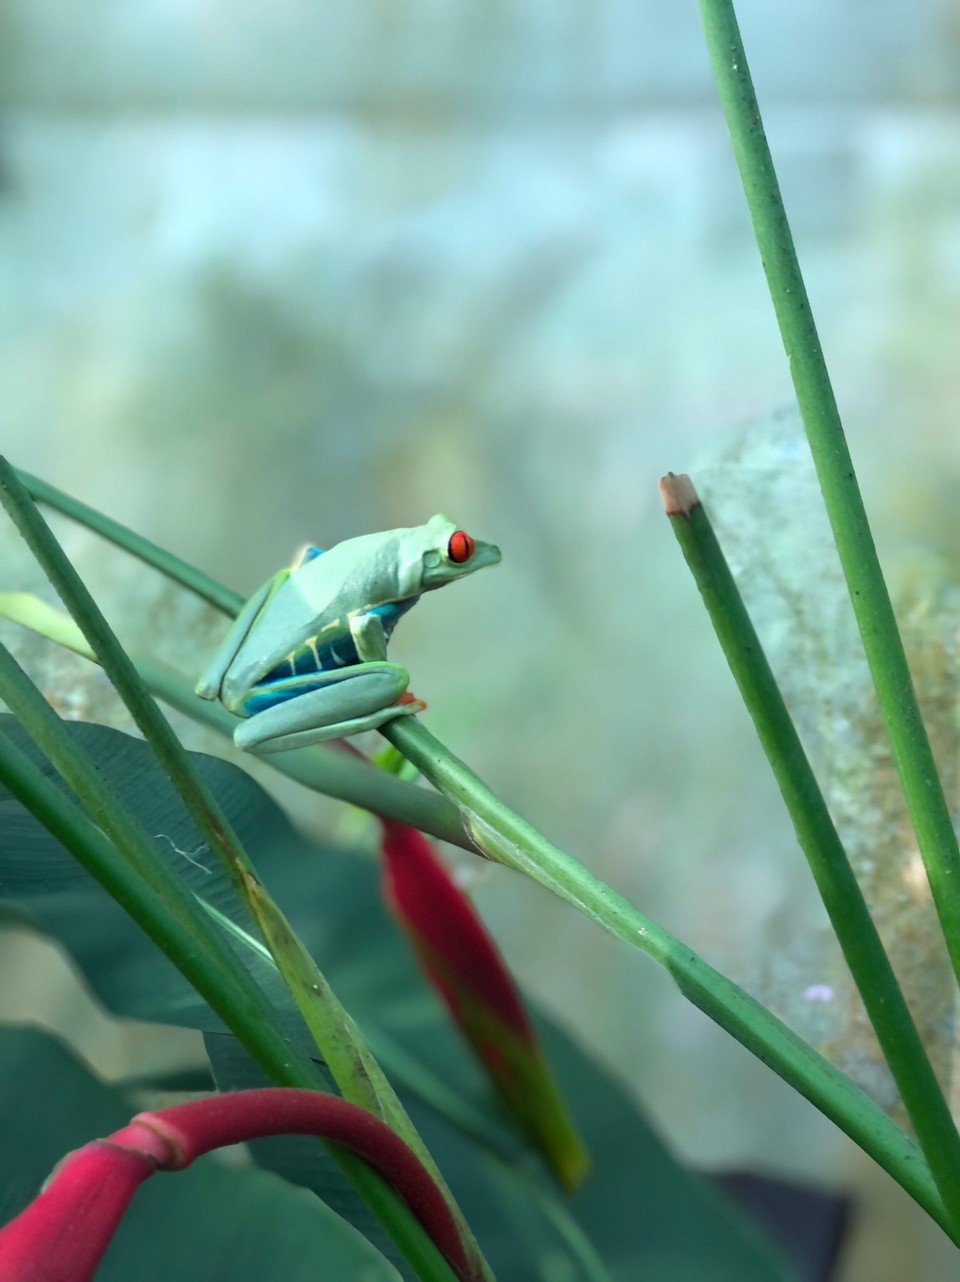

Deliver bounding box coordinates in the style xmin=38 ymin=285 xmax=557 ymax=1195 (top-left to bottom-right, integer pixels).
xmin=471 ymin=539 xmax=502 ymax=571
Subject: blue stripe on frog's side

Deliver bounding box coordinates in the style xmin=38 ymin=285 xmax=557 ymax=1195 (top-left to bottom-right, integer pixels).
xmin=250 ymin=597 xmax=419 ymax=713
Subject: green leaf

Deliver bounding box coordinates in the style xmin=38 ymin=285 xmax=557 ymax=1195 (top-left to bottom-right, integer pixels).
xmin=0 ymin=717 xmax=793 ymax=1278
xmin=364 ymin=1011 xmax=795 ymax=1281
xmin=0 ymin=715 xmax=316 ymax=1033
xmin=0 ymin=716 xmax=450 ymax=1281
xmin=206 ymin=1013 xmax=794 ymax=1282
xmin=0 ymin=1025 xmax=402 ymax=1281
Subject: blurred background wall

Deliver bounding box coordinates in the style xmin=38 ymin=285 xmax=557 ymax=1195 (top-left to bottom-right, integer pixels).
xmin=4 ymin=2 xmax=960 ymax=1277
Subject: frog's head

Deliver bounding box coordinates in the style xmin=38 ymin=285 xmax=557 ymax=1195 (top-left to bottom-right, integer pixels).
xmin=403 ymin=514 xmax=501 ymax=595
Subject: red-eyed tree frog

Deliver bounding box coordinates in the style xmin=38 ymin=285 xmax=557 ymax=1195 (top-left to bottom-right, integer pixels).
xmin=196 ymin=514 xmax=501 ymax=753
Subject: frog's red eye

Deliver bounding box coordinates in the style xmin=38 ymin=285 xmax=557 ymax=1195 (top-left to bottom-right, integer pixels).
xmin=448 ymin=530 xmax=475 ymax=563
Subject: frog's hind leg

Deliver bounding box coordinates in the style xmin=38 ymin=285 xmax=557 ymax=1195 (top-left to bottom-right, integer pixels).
xmin=234 ymin=663 xmax=423 ymax=754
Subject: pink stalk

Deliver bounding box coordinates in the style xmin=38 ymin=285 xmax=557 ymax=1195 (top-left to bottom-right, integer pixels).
xmin=0 ymin=1088 xmax=476 ymax=1282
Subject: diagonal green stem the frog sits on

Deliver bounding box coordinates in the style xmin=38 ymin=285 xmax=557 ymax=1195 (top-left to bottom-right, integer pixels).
xmin=196 ymin=515 xmax=501 ymax=753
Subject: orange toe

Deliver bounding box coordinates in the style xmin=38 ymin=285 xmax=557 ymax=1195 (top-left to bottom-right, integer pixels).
xmin=395 ymin=691 xmax=427 ymax=712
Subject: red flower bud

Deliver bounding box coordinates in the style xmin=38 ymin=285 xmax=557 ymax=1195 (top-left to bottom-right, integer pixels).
xmin=0 ymin=1141 xmax=155 ymax=1281
xmin=380 ymin=819 xmax=590 ymax=1190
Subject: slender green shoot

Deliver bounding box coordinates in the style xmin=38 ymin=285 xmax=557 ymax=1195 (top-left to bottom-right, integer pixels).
xmin=0 ymin=656 xmax=317 ymax=1083
xmin=0 ymin=710 xmax=461 ymax=1282
xmin=696 ymin=0 xmax=960 ymax=985
xmin=0 ymin=458 xmax=257 ymax=903
xmin=0 ymin=591 xmax=472 ymax=851
xmin=661 ymin=473 xmax=960 ymax=1230
xmin=15 ymin=468 xmax=239 ymax=614
xmin=381 ymin=717 xmax=950 ymax=1236
xmin=0 ymin=461 xmax=486 ymax=1281
xmin=244 ymin=872 xmax=490 ymax=1282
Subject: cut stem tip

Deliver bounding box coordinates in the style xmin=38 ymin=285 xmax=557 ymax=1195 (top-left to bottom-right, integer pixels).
xmin=659 ymin=473 xmax=701 ymax=517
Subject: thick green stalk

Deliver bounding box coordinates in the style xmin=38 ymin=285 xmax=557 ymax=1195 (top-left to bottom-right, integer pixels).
xmin=383 ymin=716 xmax=950 ymax=1235
xmin=697 ymin=0 xmax=960 ymax=983
xmin=0 ymin=720 xmax=461 ymax=1282
xmin=661 ymin=473 xmax=960 ymax=1230
xmin=0 ymin=461 xmax=485 ymax=1281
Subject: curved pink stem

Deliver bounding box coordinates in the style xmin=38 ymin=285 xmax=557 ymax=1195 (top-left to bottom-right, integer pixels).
xmin=0 ymin=1087 xmax=477 ymax=1282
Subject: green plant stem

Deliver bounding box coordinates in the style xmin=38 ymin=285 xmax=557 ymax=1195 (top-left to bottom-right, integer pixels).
xmin=696 ymin=0 xmax=960 ymax=986
xmin=0 ymin=674 xmax=314 ymax=1083
xmin=0 ymin=603 xmax=472 ymax=851
xmin=15 ymin=468 xmax=239 ymax=614
xmin=243 ymin=873 xmax=491 ymax=1282
xmin=0 ymin=719 xmax=460 ymax=1282
xmin=0 ymin=460 xmax=255 ymax=902
xmin=661 ymin=473 xmax=960 ymax=1230
xmin=0 ymin=461 xmax=484 ymax=1282
xmin=383 ymin=716 xmax=950 ymax=1236
xmin=155 ymin=664 xmax=468 ymax=848
xmin=9 ymin=467 xmax=952 ymax=1229
xmin=146 ymin=658 xmax=471 ymax=850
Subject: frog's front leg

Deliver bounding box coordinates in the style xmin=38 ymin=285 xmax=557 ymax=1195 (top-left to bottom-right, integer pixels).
xmin=195 ymin=567 xmax=291 ymax=702
xmin=350 ymin=611 xmax=390 ymax=663
xmin=349 ymin=609 xmax=429 ymax=704
xmin=234 ymin=663 xmax=424 ymax=754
